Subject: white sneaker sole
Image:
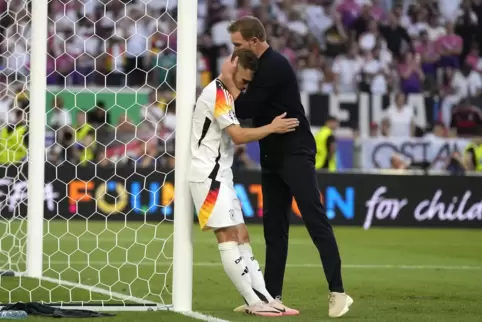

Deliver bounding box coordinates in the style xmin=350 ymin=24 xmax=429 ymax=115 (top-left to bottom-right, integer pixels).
xmin=330 ymin=295 xmax=353 ymax=318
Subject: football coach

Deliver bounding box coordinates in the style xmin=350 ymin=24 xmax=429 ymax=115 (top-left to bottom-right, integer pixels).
xmin=220 ymin=16 xmax=353 ymax=318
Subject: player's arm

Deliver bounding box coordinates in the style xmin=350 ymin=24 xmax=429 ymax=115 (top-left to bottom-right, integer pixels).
xmin=224 ymin=113 xmax=299 ymax=145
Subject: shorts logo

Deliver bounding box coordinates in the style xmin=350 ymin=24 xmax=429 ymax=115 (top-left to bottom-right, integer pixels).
xmin=229 ymin=209 xmax=235 ymax=220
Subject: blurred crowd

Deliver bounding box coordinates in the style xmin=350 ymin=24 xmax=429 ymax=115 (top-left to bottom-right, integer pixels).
xmin=1 ymin=0 xmax=482 ymax=170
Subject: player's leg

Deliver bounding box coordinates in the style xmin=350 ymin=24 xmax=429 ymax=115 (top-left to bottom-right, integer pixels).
xmin=213 ymin=226 xmax=263 ymax=308
xmin=235 ymin=224 xmax=299 ymax=316
xmin=237 ymin=224 xmax=273 ymax=303
xmin=261 ymin=168 xmax=292 ymax=300
xmin=278 ymin=155 xmax=353 ymax=318
xmin=190 ymin=179 xmax=281 ymax=317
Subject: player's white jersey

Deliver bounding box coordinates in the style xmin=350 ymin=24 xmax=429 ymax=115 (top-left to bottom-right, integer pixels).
xmin=189 ymin=79 xmax=239 ymax=183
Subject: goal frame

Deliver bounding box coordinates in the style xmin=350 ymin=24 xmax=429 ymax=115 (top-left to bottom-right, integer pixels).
xmin=10 ymin=0 xmax=198 ymax=313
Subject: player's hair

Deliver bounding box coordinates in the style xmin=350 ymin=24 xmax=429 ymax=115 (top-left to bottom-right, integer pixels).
xmin=227 ymin=16 xmax=266 ymax=42
xmin=231 ymin=48 xmax=258 ymax=72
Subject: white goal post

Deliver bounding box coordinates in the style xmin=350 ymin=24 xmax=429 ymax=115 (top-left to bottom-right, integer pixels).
xmin=172 ymin=0 xmax=197 ymax=313
xmin=0 ymin=0 xmax=197 ymax=313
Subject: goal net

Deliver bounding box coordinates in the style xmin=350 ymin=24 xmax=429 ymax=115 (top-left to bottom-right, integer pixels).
xmin=0 ymin=0 xmax=194 ymax=311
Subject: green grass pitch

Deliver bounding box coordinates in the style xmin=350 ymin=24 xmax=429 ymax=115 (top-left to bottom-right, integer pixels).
xmin=1 ymin=221 xmax=481 ymax=321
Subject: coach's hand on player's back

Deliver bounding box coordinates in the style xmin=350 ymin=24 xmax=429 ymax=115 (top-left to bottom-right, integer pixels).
xmin=269 ymin=113 xmax=299 ymax=134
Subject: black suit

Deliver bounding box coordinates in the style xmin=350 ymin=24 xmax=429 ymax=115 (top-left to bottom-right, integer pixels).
xmin=234 ymin=47 xmax=344 ymax=298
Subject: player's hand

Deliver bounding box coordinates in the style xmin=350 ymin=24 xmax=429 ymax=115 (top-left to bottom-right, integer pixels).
xmin=221 ymin=55 xmax=238 ymax=78
xmin=270 ymin=112 xmax=300 ymax=134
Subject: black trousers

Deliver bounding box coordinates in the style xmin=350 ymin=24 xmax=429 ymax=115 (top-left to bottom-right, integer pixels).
xmin=261 ymin=154 xmax=344 ymax=298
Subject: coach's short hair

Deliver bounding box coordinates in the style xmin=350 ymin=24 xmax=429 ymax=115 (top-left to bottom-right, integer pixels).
xmin=231 ymin=49 xmax=258 ymax=72
xmin=227 ymin=16 xmax=266 ymax=42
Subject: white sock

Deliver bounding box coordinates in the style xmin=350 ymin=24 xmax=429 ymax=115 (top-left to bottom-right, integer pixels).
xmin=218 ymin=241 xmax=261 ymax=306
xmin=239 ymin=243 xmax=275 ymax=303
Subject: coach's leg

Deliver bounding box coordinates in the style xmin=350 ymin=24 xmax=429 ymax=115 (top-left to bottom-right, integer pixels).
xmin=261 ymin=169 xmax=292 ymax=299
xmin=279 ymin=155 xmax=344 ymax=293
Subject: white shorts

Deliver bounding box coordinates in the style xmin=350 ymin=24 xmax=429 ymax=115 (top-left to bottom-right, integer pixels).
xmin=189 ymin=178 xmax=244 ymax=231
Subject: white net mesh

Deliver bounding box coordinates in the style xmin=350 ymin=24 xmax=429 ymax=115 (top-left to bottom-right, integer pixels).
xmin=0 ymin=0 xmax=179 ymax=309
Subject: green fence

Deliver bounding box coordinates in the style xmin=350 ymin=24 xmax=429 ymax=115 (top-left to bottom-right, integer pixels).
xmin=45 ymin=86 xmax=150 ymax=126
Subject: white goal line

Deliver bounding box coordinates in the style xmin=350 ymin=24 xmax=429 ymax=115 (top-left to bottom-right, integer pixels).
xmin=22 ymin=261 xmax=482 ymax=270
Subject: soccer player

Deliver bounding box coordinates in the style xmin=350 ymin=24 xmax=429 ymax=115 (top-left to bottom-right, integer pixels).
xmin=189 ymin=48 xmax=299 ymax=317
xmin=220 ymin=17 xmax=353 ymax=318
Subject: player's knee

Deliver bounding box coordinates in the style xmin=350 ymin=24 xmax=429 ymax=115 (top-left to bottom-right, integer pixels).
xmin=214 ymin=226 xmax=238 ymax=243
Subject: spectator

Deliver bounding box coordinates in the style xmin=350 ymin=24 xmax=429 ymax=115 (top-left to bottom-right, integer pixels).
xmin=359 ymin=44 xmax=388 ymax=93
xmin=151 ymin=48 xmax=177 ymax=89
xmin=298 ymin=53 xmax=323 ymax=94
xmin=439 ymin=0 xmax=462 ymax=23
xmin=380 ymin=12 xmax=411 ymax=59
xmin=426 ymin=14 xmax=446 ymax=41
xmin=0 ymin=83 xmax=15 ymax=126
xmin=358 ymin=19 xmax=381 ymax=53
xmin=384 ymin=92 xmax=415 ymax=137
xmin=74 ymin=112 xmax=96 ymax=166
xmin=465 ymin=42 xmax=482 ymax=72
xmin=415 ymin=30 xmax=439 ymax=92
xmin=450 ymin=98 xmax=482 ymax=137
xmin=351 ymin=3 xmax=372 ymax=40
xmin=103 ymin=32 xmax=127 ymax=87
xmin=115 ymin=114 xmax=136 ymax=144
xmin=210 ymin=6 xmax=233 ymax=51
xmin=71 ymin=17 xmax=99 ymax=86
xmin=398 ymin=51 xmax=424 ymax=94
xmin=323 ymin=13 xmax=349 ymax=58
xmin=404 ymin=5 xmax=429 ymax=39
xmin=455 ymin=0 xmax=478 ymax=61
xmin=369 ymin=122 xmax=379 ymax=137
xmin=198 ymin=32 xmax=221 ymax=80
xmin=162 ymin=100 xmax=176 ymax=132
xmin=462 ymin=128 xmax=482 ymax=171
xmin=332 ymin=43 xmax=362 ymax=93
xmin=2 ymin=9 xmax=29 ymax=86
xmin=141 ymin=90 xmax=166 ymax=138
xmin=123 ymin=7 xmax=151 ymax=87
xmin=320 ymin=59 xmax=336 ymax=94
xmin=424 ymin=121 xmax=448 ymax=140
xmin=451 ymin=63 xmax=482 ymax=99
xmin=87 ymin=101 xmax=110 ymax=127
xmin=445 ymin=151 xmax=466 ymax=175
xmin=286 ymin=10 xmax=309 ymax=36
xmin=437 ymin=22 xmax=463 ymax=71
xmin=49 ymin=97 xmax=72 ymax=130
xmin=370 ymin=0 xmax=386 ymax=22
xmin=390 ymin=153 xmax=409 ymax=170
xmin=337 ymin=0 xmax=361 ymax=29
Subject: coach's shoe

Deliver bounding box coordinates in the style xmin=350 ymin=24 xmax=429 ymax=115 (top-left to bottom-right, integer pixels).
xmin=245 ymin=302 xmax=282 ymax=317
xmin=269 ymin=298 xmax=300 ymax=316
xmin=328 ymin=292 xmax=353 ymax=318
